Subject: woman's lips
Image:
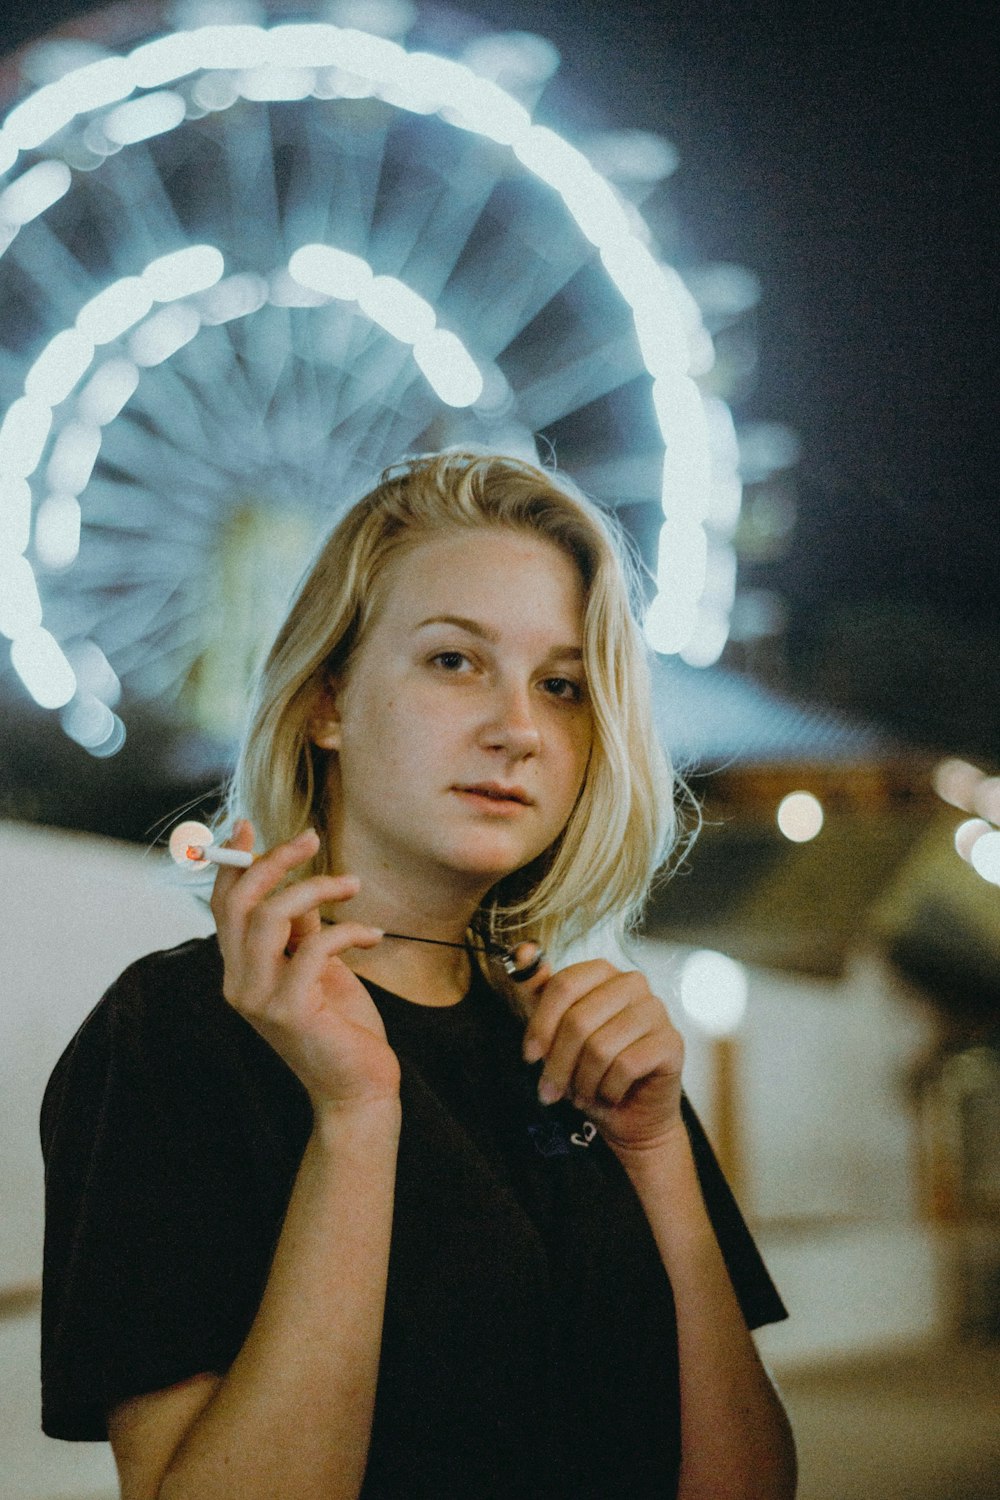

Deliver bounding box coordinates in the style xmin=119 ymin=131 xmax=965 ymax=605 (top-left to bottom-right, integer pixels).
xmin=454 ymin=788 xmax=531 ymax=812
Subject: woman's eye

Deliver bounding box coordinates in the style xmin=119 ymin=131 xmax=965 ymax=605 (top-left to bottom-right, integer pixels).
xmin=543 ymin=677 xmax=584 ymax=702
xmin=431 ymin=651 xmax=470 ymax=671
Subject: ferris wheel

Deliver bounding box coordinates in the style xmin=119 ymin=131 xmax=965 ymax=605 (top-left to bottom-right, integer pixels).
xmin=0 ymin=0 xmax=748 ymax=761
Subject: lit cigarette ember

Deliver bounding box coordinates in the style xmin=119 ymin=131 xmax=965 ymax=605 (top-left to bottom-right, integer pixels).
xmin=168 ymin=820 xmax=254 ymax=869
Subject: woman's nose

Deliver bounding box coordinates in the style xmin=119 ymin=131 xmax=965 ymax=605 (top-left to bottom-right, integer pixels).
xmin=480 ymin=681 xmax=541 ymax=755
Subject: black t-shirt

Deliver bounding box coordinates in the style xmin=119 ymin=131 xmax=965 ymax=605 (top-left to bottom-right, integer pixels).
xmin=40 ymin=935 xmax=786 ymax=1498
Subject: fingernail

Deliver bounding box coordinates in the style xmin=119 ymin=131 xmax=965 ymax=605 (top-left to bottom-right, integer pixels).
xmin=523 ymin=1037 xmax=542 ymax=1064
xmin=538 ymin=1078 xmax=560 ymax=1106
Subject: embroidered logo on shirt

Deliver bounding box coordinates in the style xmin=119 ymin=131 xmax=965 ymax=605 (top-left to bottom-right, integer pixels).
xmin=528 ymin=1118 xmax=597 ymax=1156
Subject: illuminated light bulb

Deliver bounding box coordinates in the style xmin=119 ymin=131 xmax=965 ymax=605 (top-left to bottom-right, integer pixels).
xmin=330 ymin=27 xmax=406 ymax=82
xmin=10 ymin=626 xmax=77 ymax=707
xmin=238 ymin=66 xmax=315 ymax=102
xmin=267 ymin=23 xmax=347 ymax=69
xmin=0 ymin=160 xmax=72 ymax=226
xmin=128 ymin=31 xmax=203 ymax=89
xmin=24 ymin=329 xmax=95 ymax=407
xmin=0 ymin=132 xmax=18 ymax=176
xmin=60 ymin=691 xmax=116 ymax=749
xmin=439 ymin=75 xmax=530 ymax=146
xmin=972 ymin=776 xmax=1000 ymax=825
xmin=643 ymin=590 xmax=698 ymax=655
xmin=932 ymin=756 xmax=981 ymax=810
xmin=288 ymin=244 xmax=372 ymax=300
xmin=0 ymin=396 xmax=53 ymax=478
xmin=679 ymin=949 xmax=748 ymax=1037
xmin=191 ymin=71 xmax=241 ymax=113
xmin=955 ymin=817 xmax=991 ymax=862
xmin=65 ymin=639 xmax=121 ymax=707
xmin=412 ymin=329 xmax=483 ymax=407
xmin=87 ymin=711 xmax=126 ymax=757
xmin=777 ymin=791 xmax=824 ymax=843
xmin=45 ymin=422 xmax=101 ymax=494
xmin=357 ymin=275 xmax=436 ymax=343
xmin=197 ymin=273 xmax=269 ymax=325
xmin=76 ymin=358 xmax=140 ymax=425
xmin=0 ymin=553 xmax=43 ymax=638
xmin=656 ymin=517 xmax=708 ymax=601
xmin=34 ymin=493 xmax=81 ymax=569
xmin=969 ymin=830 xmax=1000 ymax=885
xmin=143 ymin=245 xmax=224 ymax=302
xmin=76 ymin=278 xmax=154 ymax=344
xmin=128 ymin=304 xmax=201 ymax=366
xmin=678 ymin=604 xmax=730 ymax=669
xmin=101 ymin=90 xmax=187 ymax=146
xmin=0 ymin=476 xmax=33 ymax=555
xmin=188 ymin=25 xmax=269 ymax=74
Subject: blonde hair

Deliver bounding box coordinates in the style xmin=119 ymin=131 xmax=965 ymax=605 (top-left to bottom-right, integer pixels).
xmin=226 ymin=450 xmax=678 ymax=1003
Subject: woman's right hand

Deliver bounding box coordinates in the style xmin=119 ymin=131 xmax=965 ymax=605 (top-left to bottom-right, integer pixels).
xmin=210 ymin=820 xmax=400 ymax=1116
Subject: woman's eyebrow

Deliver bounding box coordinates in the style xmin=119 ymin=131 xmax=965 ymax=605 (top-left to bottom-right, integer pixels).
xmin=415 ymin=614 xmax=583 ymax=661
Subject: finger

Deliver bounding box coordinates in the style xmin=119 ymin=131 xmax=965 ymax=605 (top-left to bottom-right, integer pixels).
xmin=510 ymin=944 xmax=552 ymax=997
xmin=569 ymin=1004 xmax=666 ymax=1104
xmin=589 ymin=1030 xmax=682 ymax=1108
xmin=281 ymin=922 xmax=384 ymax=995
xmin=242 ymin=875 xmax=361 ymax=967
xmin=220 ymin=826 xmax=322 ymax=912
xmin=208 ymin=817 xmax=256 ymax=908
xmin=535 ymin=973 xmax=647 ymax=1103
xmin=521 ymin=958 xmax=621 ymax=1064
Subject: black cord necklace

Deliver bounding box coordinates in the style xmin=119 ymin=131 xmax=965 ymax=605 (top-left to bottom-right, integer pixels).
xmin=364 ymin=928 xmax=545 ymax=983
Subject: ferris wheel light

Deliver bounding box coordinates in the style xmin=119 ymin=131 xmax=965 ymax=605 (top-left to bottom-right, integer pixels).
xmin=143 ymin=245 xmax=225 ymax=302
xmin=413 ymin=329 xmax=483 ymax=407
xmin=289 ymin=244 xmax=373 ymax=300
xmin=102 ymin=90 xmax=187 ymax=146
xmin=60 ymin=691 xmax=117 ymax=750
xmin=679 ymin=604 xmax=730 ymax=668
xmin=0 ymin=397 xmax=53 ymax=479
xmin=0 ymin=476 xmax=32 ymax=555
xmin=10 ymin=626 xmax=77 ymax=707
xmin=128 ymin=304 xmax=202 ymax=366
xmin=197 ymin=273 xmax=269 ymax=325
xmin=643 ymin=590 xmax=699 ymax=655
xmin=128 ymin=31 xmax=202 ymax=89
xmin=76 ymin=278 xmax=154 ymax=344
xmin=969 ymin=829 xmax=1000 ymax=885
xmin=656 ymin=517 xmax=708 ymax=600
xmin=77 ymin=359 xmax=140 ymax=425
xmin=238 ymin=66 xmax=315 ymax=102
xmin=0 ymin=553 xmax=43 ymax=639
xmin=0 ymin=161 xmax=72 ymax=226
xmin=357 ymin=275 xmax=436 ymax=343
xmin=34 ymin=493 xmax=81 ymax=570
xmin=24 ymin=330 xmax=95 ymax=408
xmin=45 ymin=422 xmax=101 ymax=495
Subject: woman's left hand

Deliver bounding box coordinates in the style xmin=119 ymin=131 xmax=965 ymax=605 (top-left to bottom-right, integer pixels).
xmin=515 ymin=948 xmax=685 ymax=1153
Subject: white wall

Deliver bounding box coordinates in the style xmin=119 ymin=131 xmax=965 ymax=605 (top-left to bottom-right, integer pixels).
xmin=0 ymin=820 xmax=214 ymax=1290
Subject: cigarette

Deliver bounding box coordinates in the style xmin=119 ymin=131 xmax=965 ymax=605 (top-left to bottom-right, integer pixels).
xmin=168 ymin=819 xmax=253 ymax=870
xmin=189 ymin=844 xmax=254 ymax=868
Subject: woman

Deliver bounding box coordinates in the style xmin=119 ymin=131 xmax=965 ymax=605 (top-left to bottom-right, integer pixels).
xmin=41 ymin=450 xmax=796 ymax=1499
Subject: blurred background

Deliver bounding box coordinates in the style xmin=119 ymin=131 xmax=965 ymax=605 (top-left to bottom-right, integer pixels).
xmin=0 ymin=1 xmax=997 ymax=1496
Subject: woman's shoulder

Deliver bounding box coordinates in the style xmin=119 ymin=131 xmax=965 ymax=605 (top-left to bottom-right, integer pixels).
xmin=41 ymin=934 xmax=240 ymax=1125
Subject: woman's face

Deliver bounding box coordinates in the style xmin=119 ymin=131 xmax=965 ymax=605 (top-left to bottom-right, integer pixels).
xmin=312 ymin=527 xmax=593 ymax=898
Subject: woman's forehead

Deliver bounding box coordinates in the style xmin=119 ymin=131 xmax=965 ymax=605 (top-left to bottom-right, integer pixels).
xmin=383 ymin=527 xmax=584 ymax=608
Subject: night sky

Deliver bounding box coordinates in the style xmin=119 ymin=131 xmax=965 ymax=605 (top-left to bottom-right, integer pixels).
xmin=2 ymin=0 xmax=996 ymax=756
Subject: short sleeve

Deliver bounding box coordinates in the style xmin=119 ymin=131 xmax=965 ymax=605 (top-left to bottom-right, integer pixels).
xmin=39 ymin=940 xmax=302 ymax=1440
xmin=682 ymin=1095 xmax=788 ymax=1330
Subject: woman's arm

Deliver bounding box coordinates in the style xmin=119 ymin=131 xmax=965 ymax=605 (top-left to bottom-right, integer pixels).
xmin=520 ymin=952 xmax=797 ymax=1500
xmin=110 ymin=1098 xmax=401 ymax=1500
xmin=608 ymin=1127 xmax=797 ymax=1500
xmin=109 ymin=823 xmax=402 ymax=1500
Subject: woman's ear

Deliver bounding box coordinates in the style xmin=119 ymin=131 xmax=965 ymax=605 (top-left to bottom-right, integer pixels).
xmin=308 ymin=680 xmax=342 ymax=750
